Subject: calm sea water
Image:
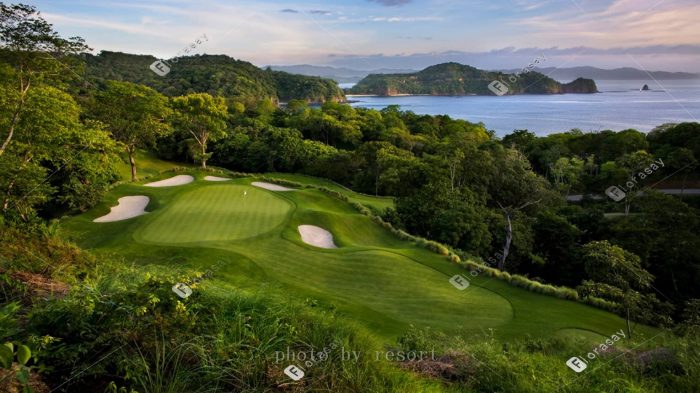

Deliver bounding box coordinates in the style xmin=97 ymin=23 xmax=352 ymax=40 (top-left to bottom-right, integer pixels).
xmin=347 ymin=80 xmax=700 ymax=136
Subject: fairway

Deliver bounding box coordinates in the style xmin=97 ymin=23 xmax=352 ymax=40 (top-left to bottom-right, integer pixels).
xmin=137 ymin=184 xmax=292 ymax=243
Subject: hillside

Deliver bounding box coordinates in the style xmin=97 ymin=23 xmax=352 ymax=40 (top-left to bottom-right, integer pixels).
xmin=348 ymin=62 xmax=598 ymax=96
xmin=82 ymin=51 xmax=345 ymax=103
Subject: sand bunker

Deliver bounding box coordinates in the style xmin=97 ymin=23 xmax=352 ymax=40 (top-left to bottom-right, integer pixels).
xmin=94 ymin=196 xmax=149 ymax=223
xmin=252 ymin=181 xmax=294 ymax=191
xmin=145 ymin=175 xmax=194 ymax=187
xmin=298 ymin=225 xmax=337 ymax=249
xmin=204 ymin=176 xmax=231 ymax=182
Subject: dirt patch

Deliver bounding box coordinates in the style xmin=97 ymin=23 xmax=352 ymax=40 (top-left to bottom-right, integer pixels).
xmin=0 ymin=365 xmax=50 ymax=393
xmin=399 ymin=352 xmax=474 ymax=381
xmin=1 ymin=268 xmax=70 ymax=298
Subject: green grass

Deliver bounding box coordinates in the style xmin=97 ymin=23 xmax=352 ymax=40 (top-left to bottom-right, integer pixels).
xmin=268 ymin=172 xmax=395 ymax=212
xmin=61 ymin=170 xmax=658 ymax=344
xmin=115 ymin=149 xmax=193 ymax=181
xmin=136 ymin=185 xmax=292 ymax=244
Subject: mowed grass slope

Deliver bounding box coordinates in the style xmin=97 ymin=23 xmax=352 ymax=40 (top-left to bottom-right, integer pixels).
xmin=268 ymin=172 xmax=395 ymax=212
xmin=62 ymin=171 xmax=658 ymax=342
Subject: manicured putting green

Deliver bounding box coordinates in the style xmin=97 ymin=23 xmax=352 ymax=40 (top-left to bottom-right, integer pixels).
xmin=137 ymin=184 xmax=292 ymax=243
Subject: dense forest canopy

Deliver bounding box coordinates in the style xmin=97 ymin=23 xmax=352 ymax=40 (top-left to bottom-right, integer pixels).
xmin=83 ymin=51 xmax=346 ymax=104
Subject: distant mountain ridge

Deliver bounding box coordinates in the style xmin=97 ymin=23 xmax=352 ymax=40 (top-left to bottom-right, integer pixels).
xmin=270 ymin=64 xmax=697 ymax=84
xmin=348 ymin=62 xmax=598 ymax=96
xmin=269 ymin=64 xmax=418 ymax=83
xmin=499 ymin=66 xmax=699 ymax=81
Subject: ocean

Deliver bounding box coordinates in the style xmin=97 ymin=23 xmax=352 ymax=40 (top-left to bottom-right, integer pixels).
xmin=347 ymin=80 xmax=700 ymax=137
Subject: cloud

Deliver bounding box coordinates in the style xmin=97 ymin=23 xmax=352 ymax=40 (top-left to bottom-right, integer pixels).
xmin=368 ymin=0 xmax=412 ymax=6
xmin=309 ymin=10 xmax=332 ymax=15
xmin=510 ymin=0 xmax=700 ymax=48
xmin=370 ymin=16 xmax=442 ymax=22
xmin=280 ymin=9 xmax=299 ymax=13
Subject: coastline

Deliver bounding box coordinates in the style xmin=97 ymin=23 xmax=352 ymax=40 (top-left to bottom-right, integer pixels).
xmin=345 ymin=92 xmax=597 ymax=98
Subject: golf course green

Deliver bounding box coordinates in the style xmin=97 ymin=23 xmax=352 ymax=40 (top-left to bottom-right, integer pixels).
xmin=62 ymin=170 xmax=657 ymax=342
xmin=137 ymin=185 xmax=292 ymax=243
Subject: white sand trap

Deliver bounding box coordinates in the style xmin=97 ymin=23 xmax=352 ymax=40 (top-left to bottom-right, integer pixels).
xmin=298 ymin=225 xmax=338 ymax=249
xmin=252 ymin=181 xmax=294 ymax=191
xmin=204 ymin=176 xmax=231 ymax=182
xmin=144 ymin=175 xmax=194 ymax=187
xmin=94 ymin=196 xmax=149 ymax=223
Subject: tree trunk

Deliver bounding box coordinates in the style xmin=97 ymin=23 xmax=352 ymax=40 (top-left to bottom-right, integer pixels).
xmin=498 ymin=209 xmax=513 ymax=271
xmin=128 ymin=149 xmax=137 ymax=182
xmin=0 ymin=98 xmax=25 ymax=157
xmin=201 ymin=142 xmax=207 ymax=169
xmin=2 ymin=179 xmax=16 ymax=212
xmin=0 ymin=75 xmax=30 ymax=157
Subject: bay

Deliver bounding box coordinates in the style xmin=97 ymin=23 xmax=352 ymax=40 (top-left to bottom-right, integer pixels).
xmin=348 ymin=80 xmax=700 ymax=137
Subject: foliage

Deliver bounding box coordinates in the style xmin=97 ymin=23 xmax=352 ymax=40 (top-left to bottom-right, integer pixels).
xmin=171 ymin=93 xmax=228 ymax=168
xmin=0 ymin=84 xmax=119 ymax=222
xmin=82 ymin=51 xmax=344 ymax=104
xmin=89 ymin=80 xmax=172 ymax=181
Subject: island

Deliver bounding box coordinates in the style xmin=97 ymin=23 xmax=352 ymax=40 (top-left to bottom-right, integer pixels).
xmin=348 ymin=62 xmax=598 ymax=96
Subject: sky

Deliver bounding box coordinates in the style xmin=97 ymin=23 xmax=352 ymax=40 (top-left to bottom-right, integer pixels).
xmin=25 ymin=0 xmax=700 ymax=72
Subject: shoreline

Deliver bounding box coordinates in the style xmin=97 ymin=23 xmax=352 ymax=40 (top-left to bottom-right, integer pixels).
xmin=346 ymin=92 xmax=598 ymax=98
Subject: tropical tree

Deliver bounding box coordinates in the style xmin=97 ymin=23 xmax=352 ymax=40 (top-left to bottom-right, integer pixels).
xmin=171 ymin=93 xmax=228 ymax=169
xmin=1 ymin=85 xmax=118 ymax=222
xmin=396 ymin=179 xmax=492 ymax=254
xmin=0 ymin=2 xmax=88 ymax=156
xmin=91 ymin=81 xmax=172 ymax=181
xmin=615 ymin=150 xmax=657 ymax=215
xmin=578 ymin=240 xmax=664 ymax=337
xmin=550 ymin=156 xmax=584 ymax=196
